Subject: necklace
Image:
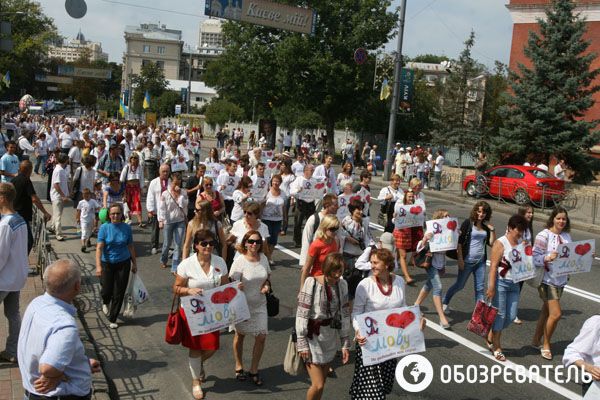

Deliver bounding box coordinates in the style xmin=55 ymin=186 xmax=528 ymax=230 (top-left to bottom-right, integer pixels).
xmin=375 ymin=275 xmax=393 ymax=296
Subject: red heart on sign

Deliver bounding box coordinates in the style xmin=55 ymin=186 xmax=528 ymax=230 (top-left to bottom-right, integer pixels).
xmin=409 ymin=206 xmax=423 ymax=215
xmin=447 ymin=220 xmax=457 ymax=231
xmin=211 ymin=287 xmax=238 ymax=304
xmin=315 ymin=183 xmax=325 ymax=190
xmin=268 ymin=162 xmax=277 ymax=169
xmin=386 ymin=311 xmax=415 ymax=329
xmin=575 ymin=243 xmax=591 ymax=256
xmin=524 ymin=246 xmax=533 ymax=256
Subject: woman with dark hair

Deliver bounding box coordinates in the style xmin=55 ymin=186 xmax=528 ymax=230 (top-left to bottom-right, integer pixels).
xmin=514 ymin=205 xmax=534 ymax=324
xmin=341 ymin=198 xmax=373 ymax=299
xmin=392 ymin=190 xmax=423 ymax=285
xmin=205 ymin=147 xmax=220 ymax=164
xmin=228 ymin=201 xmax=271 ymax=260
xmin=231 ymin=176 xmax=254 ymax=223
xmin=443 ymin=200 xmax=496 ymax=312
xmin=336 ymin=162 xmax=354 ymax=193
xmin=485 ymin=214 xmax=529 ymax=361
xmin=120 ymin=153 xmax=145 ymax=227
xmin=297 ymin=253 xmax=351 ymax=400
xmin=229 ymin=230 xmax=271 ymax=386
xmin=174 ymin=229 xmax=228 ymax=400
xmin=262 ymin=174 xmax=285 ymax=263
xmin=532 ymin=207 xmax=572 ymax=360
xmin=103 ymin=171 xmax=129 ymax=222
xmin=182 ymin=200 xmax=227 ymax=260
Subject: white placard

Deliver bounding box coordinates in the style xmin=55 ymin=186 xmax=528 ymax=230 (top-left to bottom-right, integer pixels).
xmin=507 ymin=243 xmax=536 ymax=283
xmin=302 ymin=180 xmax=327 ymax=201
xmin=264 ymin=160 xmax=279 ymax=179
xmin=550 ymin=239 xmax=595 ymax=278
xmin=425 ymin=218 xmax=459 ymax=252
xmin=394 ymin=204 xmax=425 ymax=229
xmin=355 ymin=305 xmax=426 ymax=367
xmin=202 ymin=162 xmax=223 ymax=179
xmin=181 ymin=282 xmax=251 ymax=336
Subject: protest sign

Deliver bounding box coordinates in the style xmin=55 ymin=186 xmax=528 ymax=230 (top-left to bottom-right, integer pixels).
xmin=265 ymin=160 xmax=279 ymax=178
xmin=425 ymin=218 xmax=459 ymax=252
xmin=171 ymin=157 xmax=187 ymax=172
xmin=506 ymin=243 xmax=536 ymax=283
xmin=355 ymin=305 xmax=425 ymax=366
xmin=550 ymin=239 xmax=595 ymax=278
xmin=181 ymin=282 xmax=251 ymax=336
xmin=394 ymin=204 xmax=425 ymax=229
xmin=303 ymin=179 xmax=326 ymax=200
xmin=251 ymin=176 xmax=269 ymax=201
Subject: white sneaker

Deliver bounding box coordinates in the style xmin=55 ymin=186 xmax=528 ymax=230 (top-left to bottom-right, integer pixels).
xmin=442 ymin=304 xmax=451 ymax=315
xmin=151 ymin=247 xmax=158 ymax=255
xmin=109 ymin=322 xmax=118 ymax=329
xmin=102 ymin=304 xmax=109 ymax=316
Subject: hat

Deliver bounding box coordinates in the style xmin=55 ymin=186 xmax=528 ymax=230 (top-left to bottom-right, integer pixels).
xmin=282 ymin=151 xmax=292 ymax=158
xmin=379 ymin=232 xmax=395 ymax=251
xmin=400 ymin=147 xmax=405 ymax=151
xmin=396 ymin=142 xmax=401 ymax=146
xmin=406 ymin=146 xmax=412 ymax=151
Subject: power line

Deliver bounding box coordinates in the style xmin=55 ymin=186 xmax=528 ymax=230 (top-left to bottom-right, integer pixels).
xmin=99 ymin=0 xmax=205 ymax=18
xmin=408 ymin=0 xmax=438 ymax=20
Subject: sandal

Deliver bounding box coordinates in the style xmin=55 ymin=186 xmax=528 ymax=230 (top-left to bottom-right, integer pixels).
xmin=192 ymin=384 xmax=204 ymax=400
xmin=139 ymin=223 xmax=147 ymax=228
xmin=541 ymin=349 xmax=553 ymax=360
xmin=235 ymin=369 xmax=247 ymax=381
xmin=405 ymin=279 xmax=416 ymax=286
xmin=485 ymin=339 xmax=494 ymax=353
xmin=248 ymin=372 xmax=263 ymax=386
xmin=493 ymin=350 xmax=506 ymax=362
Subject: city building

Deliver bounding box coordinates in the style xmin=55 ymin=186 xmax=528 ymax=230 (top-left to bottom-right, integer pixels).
xmin=198 ymin=19 xmax=224 ymax=52
xmin=47 ymin=30 xmax=108 ymax=63
xmin=167 ymin=79 xmax=218 ymax=110
xmin=179 ymin=46 xmax=221 ymax=82
xmin=121 ymin=23 xmax=183 ymax=95
xmin=405 ymin=62 xmax=451 ymax=86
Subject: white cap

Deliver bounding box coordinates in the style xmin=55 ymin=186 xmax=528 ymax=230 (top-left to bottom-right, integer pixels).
xmin=379 ymin=232 xmax=395 ymax=251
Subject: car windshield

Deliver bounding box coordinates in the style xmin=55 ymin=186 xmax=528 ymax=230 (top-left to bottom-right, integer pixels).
xmin=529 ymin=169 xmax=554 ymax=179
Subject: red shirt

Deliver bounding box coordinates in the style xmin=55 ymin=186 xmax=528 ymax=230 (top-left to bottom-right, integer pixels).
xmin=308 ymin=238 xmax=338 ymax=277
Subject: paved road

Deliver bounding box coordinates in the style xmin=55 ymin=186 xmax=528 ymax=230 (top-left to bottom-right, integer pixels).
xmin=32 ymin=154 xmax=600 ymax=400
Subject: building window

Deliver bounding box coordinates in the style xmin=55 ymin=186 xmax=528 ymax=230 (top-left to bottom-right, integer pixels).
xmin=156 ymin=61 xmax=164 ymax=70
xmin=143 ymin=45 xmax=151 ymax=53
xmin=142 ymin=59 xmax=151 ymax=67
xmin=195 ymin=97 xmax=201 ymax=101
xmin=157 ymin=46 xmax=165 ymax=54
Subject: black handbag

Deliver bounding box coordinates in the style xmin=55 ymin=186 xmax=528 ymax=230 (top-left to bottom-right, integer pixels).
xmin=266 ymin=281 xmax=279 ymax=317
xmin=415 ymin=242 xmax=433 ymax=269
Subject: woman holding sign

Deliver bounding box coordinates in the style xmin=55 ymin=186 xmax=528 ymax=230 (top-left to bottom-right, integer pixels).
xmin=485 ymin=214 xmax=529 ymax=362
xmin=229 ymin=230 xmax=271 ymax=386
xmin=173 ymin=229 xmax=229 ymax=400
xmin=532 ymin=207 xmax=572 ymax=361
xmin=393 ymin=189 xmax=424 ymax=285
xmin=296 ymin=253 xmax=351 ymax=400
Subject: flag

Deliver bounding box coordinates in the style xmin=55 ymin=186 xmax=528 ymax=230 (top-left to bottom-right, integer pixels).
xmin=2 ymin=71 xmax=10 ymax=88
xmin=380 ymin=78 xmax=391 ymax=101
xmin=143 ymin=91 xmax=150 ymax=109
xmin=119 ymin=98 xmax=128 ymax=118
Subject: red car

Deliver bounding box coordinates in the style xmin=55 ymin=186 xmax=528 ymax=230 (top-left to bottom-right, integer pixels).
xmin=463 ymin=165 xmax=566 ymax=205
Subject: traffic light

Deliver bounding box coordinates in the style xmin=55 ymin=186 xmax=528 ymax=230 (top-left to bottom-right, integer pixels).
xmin=0 ymin=21 xmax=13 ymax=52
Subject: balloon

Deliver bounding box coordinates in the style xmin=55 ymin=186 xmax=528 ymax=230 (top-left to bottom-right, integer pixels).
xmin=98 ymin=208 xmax=108 ymax=224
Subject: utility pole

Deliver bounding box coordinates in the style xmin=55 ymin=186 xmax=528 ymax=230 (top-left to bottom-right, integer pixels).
xmin=187 ymin=46 xmax=193 ymax=113
xmin=383 ymin=0 xmax=407 ymax=181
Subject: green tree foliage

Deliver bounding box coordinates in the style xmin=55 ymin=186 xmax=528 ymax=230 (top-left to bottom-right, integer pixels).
xmin=155 ymin=90 xmax=181 ymax=118
xmin=409 ymin=54 xmax=450 ymax=64
xmin=0 ymin=0 xmax=58 ymax=99
xmin=397 ymin=79 xmax=441 ymax=143
xmin=131 ymin=62 xmax=168 ymax=115
xmin=204 ymin=0 xmax=398 ymax=154
xmin=480 ymin=61 xmax=508 ymax=153
xmin=205 ymin=99 xmax=245 ymax=128
xmin=494 ymin=0 xmax=600 ymax=183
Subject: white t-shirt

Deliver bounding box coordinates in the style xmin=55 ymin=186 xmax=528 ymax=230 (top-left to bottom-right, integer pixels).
xmin=434 ymin=155 xmax=444 ymax=172
xmin=291 ymin=161 xmax=305 ymax=177
xmin=68 ymin=146 xmax=82 ymax=164
xmin=229 ymin=219 xmax=270 ymax=245
xmin=352 ymin=276 xmax=407 ymax=331
xmin=50 ymin=164 xmax=69 ymax=202
xmin=216 ymin=173 xmax=239 ymax=199
xmin=77 ymin=199 xmax=100 ymax=224
xmin=177 ymin=254 xmax=228 ymax=290
xmin=554 ymin=164 xmax=565 ymax=179
xmin=280 ymin=174 xmax=295 ymax=197
xmin=283 ymin=135 xmax=292 ymax=147
xmin=262 ymin=191 xmax=285 ymax=222
xmin=35 ymin=139 xmax=48 ymax=156
xmin=74 ymin=166 xmax=96 ymax=192
xmin=231 ymin=190 xmax=252 ymax=221
xmin=251 ymin=175 xmax=269 ymax=202
xmin=59 ymin=131 xmax=74 ymax=149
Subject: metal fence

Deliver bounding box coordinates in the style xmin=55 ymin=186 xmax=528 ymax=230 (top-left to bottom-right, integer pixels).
xmin=31 ymin=207 xmax=54 ymax=278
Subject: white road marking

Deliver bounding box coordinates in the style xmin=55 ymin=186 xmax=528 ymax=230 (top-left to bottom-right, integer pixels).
xmin=273 ymin=243 xmax=581 ymax=399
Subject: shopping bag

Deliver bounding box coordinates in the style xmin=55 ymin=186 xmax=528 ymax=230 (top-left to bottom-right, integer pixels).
xmin=122 ymin=272 xmax=136 ymax=318
xmin=283 ymin=329 xmax=305 ymax=376
xmin=165 ymin=295 xmax=184 ymax=345
xmin=466 ymin=300 xmax=498 ymax=338
xmin=131 ymin=273 xmax=150 ymax=305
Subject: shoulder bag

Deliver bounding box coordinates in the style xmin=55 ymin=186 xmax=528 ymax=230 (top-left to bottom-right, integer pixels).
xmin=266 ymin=280 xmax=280 ymax=317
xmin=414 ymin=242 xmax=432 ymax=269
xmin=165 ymin=294 xmax=184 ymax=345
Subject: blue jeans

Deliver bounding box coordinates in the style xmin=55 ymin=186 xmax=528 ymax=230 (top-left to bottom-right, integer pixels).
xmin=492 ymin=278 xmax=520 ymax=332
xmin=282 ymin=197 xmax=291 ymax=233
xmin=434 ymin=171 xmax=442 ymax=191
xmin=161 ymin=220 xmax=186 ymax=273
xmin=423 ymin=267 xmax=443 ymax=297
xmin=263 ymin=219 xmax=282 ymax=246
xmin=443 ymin=259 xmax=486 ymax=306
xmin=34 ymin=154 xmax=47 ymax=175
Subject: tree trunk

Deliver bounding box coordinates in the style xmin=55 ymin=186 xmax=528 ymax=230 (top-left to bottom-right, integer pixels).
xmin=326 ymin=118 xmax=336 ymax=157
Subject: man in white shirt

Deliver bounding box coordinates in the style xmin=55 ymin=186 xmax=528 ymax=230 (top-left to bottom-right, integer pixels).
xmin=290 ymin=163 xmax=317 ymax=247
xmin=283 ymin=132 xmax=293 ymax=151
xmin=16 ymin=131 xmax=35 ymax=161
xmin=49 ymin=154 xmax=70 ymax=241
xmin=537 ymin=162 xmax=549 ymax=172
xmin=433 ymin=150 xmax=445 ymax=191
xmin=58 ymin=125 xmax=75 ymax=155
xmin=146 ymin=164 xmax=171 ymax=254
xmin=216 ymin=160 xmax=240 ymax=219
xmin=291 ymin=154 xmax=306 ymax=177
xmin=68 ymin=140 xmax=83 ymax=175
xmin=251 ymin=162 xmax=269 ymax=203
xmin=313 ymin=155 xmax=338 ymax=195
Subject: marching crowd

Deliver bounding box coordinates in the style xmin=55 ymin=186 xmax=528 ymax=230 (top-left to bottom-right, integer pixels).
xmin=0 ymin=114 xmax=598 ymax=400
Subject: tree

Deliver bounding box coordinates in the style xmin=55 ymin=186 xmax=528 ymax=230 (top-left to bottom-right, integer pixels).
xmin=155 ymin=90 xmax=180 ymax=118
xmin=480 ymin=61 xmax=508 ymax=153
xmin=130 ymin=62 xmax=168 ymax=115
xmin=0 ymin=0 xmax=58 ymax=99
xmin=493 ymin=0 xmax=600 ymax=183
xmin=205 ymin=99 xmax=245 ymax=128
xmin=205 ymin=0 xmax=398 ymax=154
xmin=410 ymin=54 xmax=450 ymax=64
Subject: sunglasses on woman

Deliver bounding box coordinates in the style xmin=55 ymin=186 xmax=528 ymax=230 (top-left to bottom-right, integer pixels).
xmin=245 ymin=211 xmax=257 ymax=217
xmin=328 ymin=227 xmax=339 ymax=232
xmin=199 ymin=240 xmax=216 ymax=248
xmin=247 ymin=239 xmax=262 ymax=245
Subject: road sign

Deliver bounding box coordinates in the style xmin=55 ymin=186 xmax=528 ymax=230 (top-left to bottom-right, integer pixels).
xmin=354 ymin=48 xmax=367 ymax=65
xmin=175 ymin=104 xmax=182 ymax=115
xmin=181 ymin=88 xmax=188 ymax=102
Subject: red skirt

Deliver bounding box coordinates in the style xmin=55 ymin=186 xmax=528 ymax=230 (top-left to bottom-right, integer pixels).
xmin=125 ymin=183 xmax=142 ymax=215
xmin=393 ymin=227 xmax=423 ymax=252
xmin=179 ymin=307 xmax=220 ymax=350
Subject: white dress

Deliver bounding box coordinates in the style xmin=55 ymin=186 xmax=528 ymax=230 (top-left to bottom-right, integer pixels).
xmin=229 ymin=253 xmax=271 ymax=336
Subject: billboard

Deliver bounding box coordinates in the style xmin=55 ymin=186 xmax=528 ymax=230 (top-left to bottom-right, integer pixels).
xmin=398 ymin=69 xmax=415 ymax=113
xmin=57 ymin=65 xmax=112 ymax=80
xmin=35 ymin=74 xmax=73 ymax=84
xmin=205 ymin=0 xmax=316 ymax=35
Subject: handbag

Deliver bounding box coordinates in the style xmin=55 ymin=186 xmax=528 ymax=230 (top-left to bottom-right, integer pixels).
xmin=283 ymin=328 xmax=305 ymax=376
xmin=165 ymin=294 xmax=184 ymax=345
xmin=122 ymin=271 xmax=136 ymax=318
xmin=266 ymin=281 xmax=280 ymax=317
xmin=414 ymin=243 xmax=432 ymax=269
xmin=466 ymin=299 xmax=498 ymax=338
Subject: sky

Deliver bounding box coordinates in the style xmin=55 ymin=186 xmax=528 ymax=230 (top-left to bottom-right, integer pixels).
xmin=37 ymin=0 xmax=514 ymax=69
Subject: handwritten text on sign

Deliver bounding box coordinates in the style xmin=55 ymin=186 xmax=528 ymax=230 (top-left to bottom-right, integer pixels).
xmin=355 ymin=305 xmax=425 ymax=366
xmin=425 ymin=218 xmax=459 ymax=252
xmin=394 ymin=204 xmax=425 ymax=229
xmin=182 ymin=282 xmax=251 ymax=336
xmin=551 ymin=240 xmax=595 ymax=278
xmin=508 ymin=243 xmax=536 ymax=283
xmin=303 ymin=180 xmax=326 ymax=200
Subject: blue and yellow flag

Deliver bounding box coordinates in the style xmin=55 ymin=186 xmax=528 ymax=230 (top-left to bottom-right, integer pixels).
xmin=143 ymin=91 xmax=150 ymax=109
xmin=119 ymin=98 xmax=128 ymax=118
xmin=380 ymin=78 xmax=391 ymax=101
xmin=2 ymin=71 xmax=10 ymax=88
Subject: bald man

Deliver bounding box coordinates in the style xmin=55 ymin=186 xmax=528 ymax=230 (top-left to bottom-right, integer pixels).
xmin=12 ymin=160 xmax=52 ymax=253
xmin=18 ymin=260 xmax=101 ymax=398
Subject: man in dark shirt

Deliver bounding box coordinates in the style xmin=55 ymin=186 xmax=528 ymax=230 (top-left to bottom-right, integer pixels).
xmin=186 ymin=164 xmax=206 ymax=220
xmin=12 ymin=160 xmax=52 ymax=253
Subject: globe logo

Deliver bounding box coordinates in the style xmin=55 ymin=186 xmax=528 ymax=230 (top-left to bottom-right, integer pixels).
xmin=395 ymin=354 xmax=434 ymax=393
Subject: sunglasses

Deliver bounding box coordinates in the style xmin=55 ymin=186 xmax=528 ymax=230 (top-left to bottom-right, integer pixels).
xmin=328 ymin=227 xmax=339 ymax=232
xmin=247 ymin=239 xmax=262 ymax=245
xmin=199 ymin=240 xmax=216 ymax=248
xmin=204 ymin=183 xmax=212 ymax=187
xmin=245 ymin=211 xmax=257 ymax=217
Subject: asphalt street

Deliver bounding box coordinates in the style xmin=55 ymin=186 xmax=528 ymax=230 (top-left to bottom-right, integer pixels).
xmin=32 ymin=155 xmax=600 ymax=400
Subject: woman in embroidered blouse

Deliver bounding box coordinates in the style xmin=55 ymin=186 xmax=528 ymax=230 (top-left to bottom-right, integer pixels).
xmin=350 ymin=248 xmax=425 ymax=399
xmin=103 ymin=172 xmax=129 ymax=221
xmin=336 ymin=162 xmax=353 ymax=194
xmin=296 ymin=253 xmax=351 ymax=400
xmin=120 ymin=153 xmax=145 ymax=227
xmin=341 ymin=198 xmax=373 ymax=299
xmin=532 ymin=207 xmax=572 ymax=361
xmin=174 ymin=229 xmax=229 ymax=400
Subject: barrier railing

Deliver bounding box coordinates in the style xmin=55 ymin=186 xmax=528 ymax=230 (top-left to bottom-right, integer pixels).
xmin=31 ymin=207 xmax=54 ymax=278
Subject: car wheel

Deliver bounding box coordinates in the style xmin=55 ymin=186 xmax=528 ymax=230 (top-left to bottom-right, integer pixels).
xmin=513 ymin=189 xmax=530 ymax=205
xmin=466 ymin=182 xmax=477 ymax=197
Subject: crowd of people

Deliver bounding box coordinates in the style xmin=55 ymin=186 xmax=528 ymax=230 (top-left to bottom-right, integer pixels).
xmin=0 ymin=114 xmax=597 ymax=400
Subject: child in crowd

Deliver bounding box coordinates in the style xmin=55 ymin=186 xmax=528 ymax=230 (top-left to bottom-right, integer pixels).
xmin=76 ymin=188 xmax=100 ymax=253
